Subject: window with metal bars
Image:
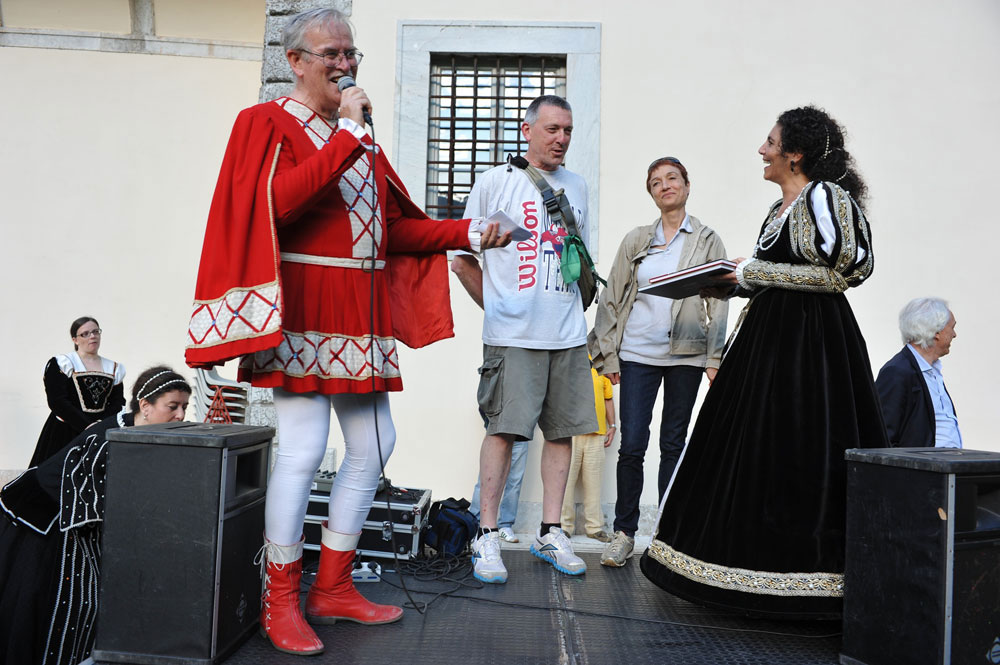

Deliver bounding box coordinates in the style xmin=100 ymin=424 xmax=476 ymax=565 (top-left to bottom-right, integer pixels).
xmin=425 ymin=54 xmax=567 ymax=220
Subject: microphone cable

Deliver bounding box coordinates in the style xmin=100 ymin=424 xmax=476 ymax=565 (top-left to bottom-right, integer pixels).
xmin=361 ymin=110 xmax=424 ymax=615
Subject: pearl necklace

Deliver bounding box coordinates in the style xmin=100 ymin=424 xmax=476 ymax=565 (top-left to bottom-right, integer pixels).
xmin=755 ymin=186 xmax=807 ymax=254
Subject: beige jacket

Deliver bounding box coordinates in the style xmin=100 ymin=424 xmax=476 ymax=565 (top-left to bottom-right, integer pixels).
xmin=589 ymin=215 xmax=729 ymax=375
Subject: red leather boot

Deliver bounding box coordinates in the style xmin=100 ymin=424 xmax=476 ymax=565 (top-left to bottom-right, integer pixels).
xmin=258 ymin=536 xmax=324 ymax=655
xmin=305 ymin=522 xmax=403 ymax=625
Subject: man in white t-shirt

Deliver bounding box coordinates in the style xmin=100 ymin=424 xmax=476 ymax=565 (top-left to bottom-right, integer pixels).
xmin=451 ymin=95 xmax=598 ymax=583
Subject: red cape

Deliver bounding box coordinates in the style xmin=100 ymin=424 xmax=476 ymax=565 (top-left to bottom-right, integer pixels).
xmin=185 ymin=104 xmax=457 ymax=370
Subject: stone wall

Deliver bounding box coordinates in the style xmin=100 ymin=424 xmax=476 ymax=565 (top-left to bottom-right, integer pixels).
xmin=260 ymin=0 xmax=351 ymax=103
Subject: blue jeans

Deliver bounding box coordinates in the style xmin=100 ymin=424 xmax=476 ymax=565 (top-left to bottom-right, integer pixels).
xmin=613 ymin=361 xmax=703 ymax=537
xmin=469 ymin=439 xmax=529 ymax=529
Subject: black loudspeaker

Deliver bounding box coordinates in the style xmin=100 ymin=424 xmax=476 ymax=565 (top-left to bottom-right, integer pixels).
xmin=93 ymin=423 xmax=273 ymax=665
xmin=841 ymin=448 xmax=1000 ymax=665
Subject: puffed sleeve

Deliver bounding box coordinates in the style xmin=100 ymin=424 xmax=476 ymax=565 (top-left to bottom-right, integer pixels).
xmin=737 ymin=182 xmax=874 ymax=293
xmin=42 ymin=357 xmax=92 ymax=431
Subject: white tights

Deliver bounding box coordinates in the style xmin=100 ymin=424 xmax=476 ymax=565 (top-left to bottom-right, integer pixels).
xmin=265 ymin=388 xmax=396 ymax=546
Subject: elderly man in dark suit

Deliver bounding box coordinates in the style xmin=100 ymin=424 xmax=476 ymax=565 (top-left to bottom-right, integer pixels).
xmin=875 ymin=297 xmax=961 ymax=448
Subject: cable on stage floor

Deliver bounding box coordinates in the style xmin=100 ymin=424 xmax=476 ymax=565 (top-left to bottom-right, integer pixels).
xmin=372 ymin=553 xmax=840 ymax=640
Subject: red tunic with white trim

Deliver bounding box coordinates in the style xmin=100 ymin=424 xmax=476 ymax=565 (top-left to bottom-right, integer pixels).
xmin=186 ymin=98 xmax=472 ymax=394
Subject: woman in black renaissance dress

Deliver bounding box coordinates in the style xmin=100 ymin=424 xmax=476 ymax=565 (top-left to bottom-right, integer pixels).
xmin=0 ymin=366 xmax=191 ymax=665
xmin=640 ymin=106 xmax=888 ymax=619
xmin=30 ymin=316 xmax=126 ymax=466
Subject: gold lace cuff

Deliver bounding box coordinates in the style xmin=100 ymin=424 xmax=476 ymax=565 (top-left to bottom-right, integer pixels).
xmin=739 ymin=259 xmax=847 ymax=293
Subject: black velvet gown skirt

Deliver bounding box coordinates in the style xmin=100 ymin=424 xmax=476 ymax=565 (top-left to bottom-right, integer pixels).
xmin=0 ymin=491 xmax=61 ymax=663
xmin=640 ymin=287 xmax=888 ymax=618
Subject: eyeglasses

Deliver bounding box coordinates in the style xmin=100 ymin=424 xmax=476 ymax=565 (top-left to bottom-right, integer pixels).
xmin=76 ymin=329 xmax=102 ymax=338
xmin=300 ymin=48 xmax=364 ymax=67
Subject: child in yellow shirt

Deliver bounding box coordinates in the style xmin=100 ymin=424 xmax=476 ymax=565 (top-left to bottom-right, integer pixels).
xmin=560 ymin=366 xmax=615 ymax=541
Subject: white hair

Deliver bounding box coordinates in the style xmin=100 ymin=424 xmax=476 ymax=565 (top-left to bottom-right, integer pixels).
xmin=899 ymin=297 xmax=950 ymax=349
xmin=282 ymin=8 xmax=353 ymax=52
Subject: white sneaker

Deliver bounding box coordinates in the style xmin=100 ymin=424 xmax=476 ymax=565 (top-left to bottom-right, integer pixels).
xmin=600 ymin=531 xmax=635 ymax=567
xmin=530 ymin=526 xmax=586 ymax=575
xmin=498 ymin=527 xmax=519 ymax=543
xmin=471 ymin=531 xmax=507 ymax=583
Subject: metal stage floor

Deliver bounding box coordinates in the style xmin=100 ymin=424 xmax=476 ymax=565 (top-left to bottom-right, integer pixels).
xmin=225 ymin=550 xmax=842 ymax=665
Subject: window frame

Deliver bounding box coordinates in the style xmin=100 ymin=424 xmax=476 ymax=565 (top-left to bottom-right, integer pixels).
xmin=425 ymin=53 xmax=568 ymax=220
xmin=394 ymin=20 xmax=601 ymax=254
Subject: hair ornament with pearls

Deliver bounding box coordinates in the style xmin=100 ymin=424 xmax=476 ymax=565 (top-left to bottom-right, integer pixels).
xmin=136 ymin=371 xmax=188 ymax=402
xmin=820 ymin=130 xmax=832 ymax=160
xmin=135 ymin=370 xmax=171 ymax=399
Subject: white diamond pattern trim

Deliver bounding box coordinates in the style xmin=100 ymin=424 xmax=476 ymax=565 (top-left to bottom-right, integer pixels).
xmin=341 ymin=152 xmax=382 ymax=259
xmin=187 ymin=283 xmax=281 ymax=348
xmin=277 ymin=97 xmax=334 ymax=148
xmin=250 ymin=330 xmax=399 ymax=381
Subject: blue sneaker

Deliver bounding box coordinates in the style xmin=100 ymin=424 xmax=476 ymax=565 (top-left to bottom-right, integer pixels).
xmin=471 ymin=531 xmax=507 ymax=583
xmin=530 ymin=527 xmax=586 ymax=575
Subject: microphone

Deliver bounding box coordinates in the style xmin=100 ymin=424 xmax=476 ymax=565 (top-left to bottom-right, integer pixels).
xmin=337 ymin=76 xmax=373 ymax=126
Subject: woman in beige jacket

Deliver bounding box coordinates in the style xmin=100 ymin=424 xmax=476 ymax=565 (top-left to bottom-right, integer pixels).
xmin=589 ymin=157 xmax=728 ymax=567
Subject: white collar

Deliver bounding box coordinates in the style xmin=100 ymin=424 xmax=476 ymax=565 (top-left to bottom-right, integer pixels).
xmin=907 ymin=344 xmax=942 ymax=374
xmin=653 ymin=214 xmax=692 ymax=245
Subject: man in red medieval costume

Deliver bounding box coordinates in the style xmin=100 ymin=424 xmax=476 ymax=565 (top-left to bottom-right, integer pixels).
xmin=185 ymin=8 xmax=509 ymax=656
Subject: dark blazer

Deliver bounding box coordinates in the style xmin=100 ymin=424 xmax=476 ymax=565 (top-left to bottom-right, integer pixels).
xmin=875 ymin=346 xmax=945 ymax=447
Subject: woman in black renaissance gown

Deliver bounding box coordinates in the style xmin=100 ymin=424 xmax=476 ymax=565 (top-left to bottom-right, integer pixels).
xmin=640 ymin=106 xmax=888 ymax=619
xmin=0 ymin=366 xmax=191 ymax=665
xmin=30 ymin=316 xmax=126 ymax=466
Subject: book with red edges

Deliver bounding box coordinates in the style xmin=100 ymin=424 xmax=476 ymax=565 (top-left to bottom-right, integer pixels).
xmin=639 ymin=259 xmax=737 ymax=299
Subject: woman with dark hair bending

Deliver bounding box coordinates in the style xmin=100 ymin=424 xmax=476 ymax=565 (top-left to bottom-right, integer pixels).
xmin=30 ymin=316 xmax=126 ymax=466
xmin=640 ymin=106 xmax=888 ymax=619
xmin=0 ymin=366 xmax=190 ymax=665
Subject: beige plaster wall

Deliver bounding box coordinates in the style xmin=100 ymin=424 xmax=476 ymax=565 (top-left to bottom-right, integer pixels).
xmin=0 ymin=47 xmax=260 ymax=468
xmin=2 ymin=0 xmax=131 ymax=33
xmin=154 ymin=0 xmax=264 ymax=44
xmin=1 ymin=0 xmax=997 ymax=529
